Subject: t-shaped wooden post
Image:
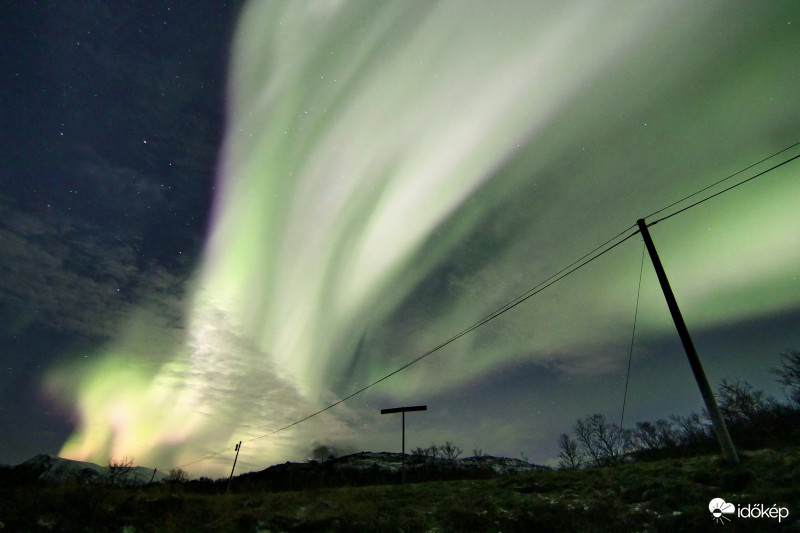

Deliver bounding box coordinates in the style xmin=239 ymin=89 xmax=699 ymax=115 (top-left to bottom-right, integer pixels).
xmin=381 ymin=405 xmax=427 ymax=483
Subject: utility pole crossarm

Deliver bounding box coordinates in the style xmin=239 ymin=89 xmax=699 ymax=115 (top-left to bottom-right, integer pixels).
xmin=381 ymin=405 xmax=427 ymax=414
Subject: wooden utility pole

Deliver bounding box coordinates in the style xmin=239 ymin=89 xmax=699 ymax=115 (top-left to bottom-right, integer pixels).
xmin=381 ymin=405 xmax=427 ymax=483
xmin=226 ymin=441 xmax=242 ymax=494
xmin=636 ymin=219 xmax=739 ymax=464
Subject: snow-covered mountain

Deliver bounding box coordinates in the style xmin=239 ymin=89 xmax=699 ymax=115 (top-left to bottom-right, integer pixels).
xmin=320 ymin=451 xmax=541 ymax=475
xmin=230 ymin=451 xmax=547 ymax=492
xmin=12 ymin=454 xmax=168 ymax=486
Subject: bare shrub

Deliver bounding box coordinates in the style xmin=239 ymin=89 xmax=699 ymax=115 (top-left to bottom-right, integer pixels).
xmin=438 ymin=441 xmax=463 ymax=463
xmin=670 ymin=413 xmax=712 ymax=450
xmin=631 ymin=419 xmax=679 ymax=453
xmin=107 ymin=456 xmax=135 ymax=486
xmin=412 ymin=442 xmax=462 ymax=469
xmin=411 ymin=444 xmax=438 ymax=463
xmin=168 ymin=468 xmax=190 ymax=483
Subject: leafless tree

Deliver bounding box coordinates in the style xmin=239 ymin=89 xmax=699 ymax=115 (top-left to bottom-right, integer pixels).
xmin=574 ymin=414 xmax=630 ymax=466
xmin=670 ymin=413 xmax=710 ymax=449
xmin=715 ymin=379 xmax=768 ymax=425
xmin=771 ymin=351 xmax=800 ymax=406
xmin=557 ymin=432 xmax=583 ymax=470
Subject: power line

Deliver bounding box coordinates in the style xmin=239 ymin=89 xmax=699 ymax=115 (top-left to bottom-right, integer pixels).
xmin=240 ymin=227 xmax=640 ymax=442
xmin=165 ymin=141 xmax=799 ymax=473
xmin=649 ymin=152 xmax=799 ymax=226
xmin=166 ymin=449 xmax=232 ymax=472
xmin=619 ymin=240 xmax=645 ymax=435
xmin=240 ymin=139 xmax=800 ymax=455
xmin=644 ymin=139 xmax=800 ymax=221
xmin=163 ymin=225 xmax=640 ymax=471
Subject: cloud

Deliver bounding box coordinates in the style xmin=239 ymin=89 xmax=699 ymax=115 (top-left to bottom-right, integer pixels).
xmin=0 ymin=202 xmax=186 ymax=340
xmin=45 ymin=302 xmax=363 ymax=476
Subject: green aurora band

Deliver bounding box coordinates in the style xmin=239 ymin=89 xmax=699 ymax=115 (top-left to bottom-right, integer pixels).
xmin=48 ymin=1 xmax=799 ymax=475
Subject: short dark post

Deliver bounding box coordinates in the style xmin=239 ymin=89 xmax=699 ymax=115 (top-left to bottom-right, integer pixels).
xmin=226 ymin=441 xmax=242 ymax=494
xmin=636 ymin=219 xmax=739 ymax=464
xmin=381 ymin=405 xmax=427 ymax=484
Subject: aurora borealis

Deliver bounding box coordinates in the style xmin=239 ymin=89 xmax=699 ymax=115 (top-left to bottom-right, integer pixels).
xmin=2 ymin=1 xmax=798 ymax=476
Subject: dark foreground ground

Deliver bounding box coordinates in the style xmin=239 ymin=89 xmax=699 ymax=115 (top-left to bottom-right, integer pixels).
xmin=2 ymin=447 xmax=799 ymax=532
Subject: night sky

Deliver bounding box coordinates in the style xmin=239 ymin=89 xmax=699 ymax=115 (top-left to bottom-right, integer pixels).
xmin=1 ymin=1 xmax=798 ymax=477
